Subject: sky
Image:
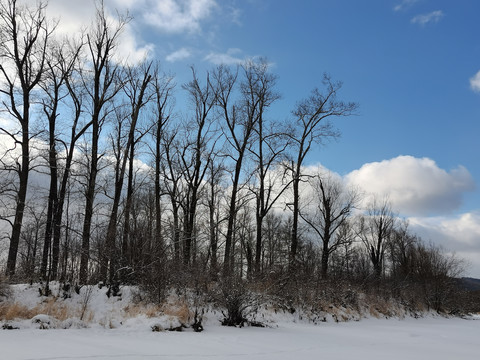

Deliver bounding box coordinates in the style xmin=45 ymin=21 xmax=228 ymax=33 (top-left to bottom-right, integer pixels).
xmin=18 ymin=0 xmax=480 ymax=277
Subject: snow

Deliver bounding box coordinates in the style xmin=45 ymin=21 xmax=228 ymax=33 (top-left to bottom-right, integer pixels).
xmin=1 ymin=283 xmax=479 ymax=359
xmin=1 ymin=317 xmax=479 ymax=359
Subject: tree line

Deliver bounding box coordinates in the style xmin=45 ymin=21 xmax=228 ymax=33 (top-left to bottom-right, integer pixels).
xmin=0 ymin=0 xmax=466 ymax=313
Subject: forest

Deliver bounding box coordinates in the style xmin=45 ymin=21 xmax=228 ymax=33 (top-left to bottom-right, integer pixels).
xmin=0 ymin=0 xmax=476 ymax=324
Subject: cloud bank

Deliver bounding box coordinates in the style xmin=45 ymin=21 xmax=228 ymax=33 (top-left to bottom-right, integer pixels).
xmin=345 ymin=156 xmax=475 ymax=216
xmin=409 ymin=212 xmax=480 ymax=277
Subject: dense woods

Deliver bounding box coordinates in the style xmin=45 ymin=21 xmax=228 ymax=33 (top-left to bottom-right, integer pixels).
xmin=0 ymin=0 xmax=471 ymax=319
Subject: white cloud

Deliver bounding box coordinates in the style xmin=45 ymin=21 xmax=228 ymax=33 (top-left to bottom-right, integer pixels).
xmin=204 ymin=48 xmax=246 ymax=65
xmin=394 ymin=0 xmax=420 ymax=12
xmin=345 ymin=156 xmax=475 ymax=216
xmin=25 ymin=0 xmax=154 ymax=65
xmin=411 ymin=10 xmax=444 ymax=25
xmin=143 ymin=0 xmax=217 ymax=34
xmin=469 ymin=70 xmax=480 ymax=93
xmin=166 ymin=48 xmax=192 ymax=62
xmin=410 ymin=213 xmax=480 ymax=249
xmin=409 ymin=212 xmax=480 ymax=277
xmin=113 ymin=23 xmax=155 ymax=65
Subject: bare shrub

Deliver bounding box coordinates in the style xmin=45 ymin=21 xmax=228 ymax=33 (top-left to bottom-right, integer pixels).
xmin=215 ymin=277 xmax=261 ymax=327
xmin=79 ymin=285 xmax=94 ymax=321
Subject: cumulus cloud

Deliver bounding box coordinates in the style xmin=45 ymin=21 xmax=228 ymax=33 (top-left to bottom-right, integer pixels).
xmin=411 ymin=10 xmax=444 ymax=25
xmin=25 ymin=0 xmax=154 ymax=65
xmin=143 ymin=0 xmax=217 ymax=34
xmin=345 ymin=156 xmax=475 ymax=216
xmin=470 ymin=70 xmax=480 ymax=93
xmin=166 ymin=47 xmax=192 ymax=62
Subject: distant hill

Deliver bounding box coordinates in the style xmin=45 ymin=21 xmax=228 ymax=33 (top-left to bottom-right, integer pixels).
xmin=457 ymin=277 xmax=480 ymax=291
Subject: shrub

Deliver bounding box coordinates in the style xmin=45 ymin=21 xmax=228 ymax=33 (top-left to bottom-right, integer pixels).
xmin=216 ymin=277 xmax=260 ymax=327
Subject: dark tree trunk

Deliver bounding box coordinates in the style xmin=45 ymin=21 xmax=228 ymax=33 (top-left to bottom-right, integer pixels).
xmin=6 ymin=110 xmax=30 ymax=277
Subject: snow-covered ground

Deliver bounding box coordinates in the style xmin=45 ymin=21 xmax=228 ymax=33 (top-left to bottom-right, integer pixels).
xmin=1 ymin=283 xmax=479 ymax=359
xmin=1 ymin=317 xmax=479 ymax=360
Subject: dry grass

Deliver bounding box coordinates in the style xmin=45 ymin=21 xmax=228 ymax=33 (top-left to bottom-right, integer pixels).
xmin=123 ymin=303 xmax=162 ymax=318
xmin=0 ymin=297 xmax=92 ymax=322
xmin=0 ymin=302 xmax=35 ymax=320
xmin=162 ymin=302 xmax=191 ymax=324
xmin=364 ymin=294 xmax=407 ymax=319
xmin=35 ymin=297 xmax=71 ymax=321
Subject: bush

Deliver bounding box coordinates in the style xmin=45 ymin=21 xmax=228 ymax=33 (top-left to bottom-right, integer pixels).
xmin=216 ymin=277 xmax=260 ymax=327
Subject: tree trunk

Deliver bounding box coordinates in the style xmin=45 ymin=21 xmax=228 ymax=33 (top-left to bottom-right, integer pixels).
xmin=80 ymin=121 xmax=99 ymax=284
xmin=6 ymin=120 xmax=29 ymax=277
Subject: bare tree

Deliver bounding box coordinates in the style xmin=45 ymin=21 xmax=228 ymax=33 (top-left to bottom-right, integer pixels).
xmin=0 ymin=0 xmax=54 ymax=276
xmin=205 ymin=155 xmax=225 ymax=276
xmin=38 ymin=38 xmax=83 ymax=282
xmin=388 ymin=220 xmax=417 ymax=282
xmin=79 ymin=2 xmax=127 ymax=284
xmin=162 ymin=129 xmax=183 ymax=262
xmin=180 ymin=67 xmax=217 ymax=266
xmin=102 ymin=62 xmax=152 ymax=283
xmin=287 ymin=74 xmax=357 ymax=270
xmin=241 ymin=59 xmax=290 ymax=275
xmin=213 ymin=64 xmax=265 ymax=274
xmin=147 ymin=65 xmax=174 ymax=261
xmin=300 ymin=171 xmax=359 ymax=279
xmin=50 ymin=39 xmax=86 ymax=279
xmin=357 ymin=197 xmax=396 ymax=278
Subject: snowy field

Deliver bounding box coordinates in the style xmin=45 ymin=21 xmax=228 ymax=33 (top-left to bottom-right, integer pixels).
xmin=2 ymin=317 xmax=479 ymax=360
xmin=1 ymin=284 xmax=479 ymax=359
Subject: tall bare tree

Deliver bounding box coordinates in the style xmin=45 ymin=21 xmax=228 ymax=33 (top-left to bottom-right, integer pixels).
xmin=79 ymin=3 xmax=127 ymax=284
xmin=147 ymin=66 xmax=174 ymax=261
xmin=213 ymin=64 xmax=261 ymax=274
xmin=287 ymin=74 xmax=357 ymax=270
xmin=180 ymin=68 xmax=217 ymax=266
xmin=103 ymin=62 xmax=152 ymax=283
xmin=211 ymin=65 xmax=238 ymax=274
xmin=0 ymin=0 xmax=54 ymax=276
xmin=39 ymin=40 xmax=70 ymax=282
xmin=50 ymin=39 xmax=86 ymax=280
xmin=242 ymin=59 xmax=289 ymax=275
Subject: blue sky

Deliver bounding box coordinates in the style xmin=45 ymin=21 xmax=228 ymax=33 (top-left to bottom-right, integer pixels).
xmin=38 ymin=0 xmax=480 ymax=276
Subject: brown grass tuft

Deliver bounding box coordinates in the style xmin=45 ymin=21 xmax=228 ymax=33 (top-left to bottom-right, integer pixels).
xmin=123 ymin=303 xmax=162 ymax=318
xmin=0 ymin=302 xmax=36 ymax=320
xmin=0 ymin=297 xmax=84 ymax=322
xmin=32 ymin=297 xmax=71 ymax=321
xmin=162 ymin=302 xmax=191 ymax=324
